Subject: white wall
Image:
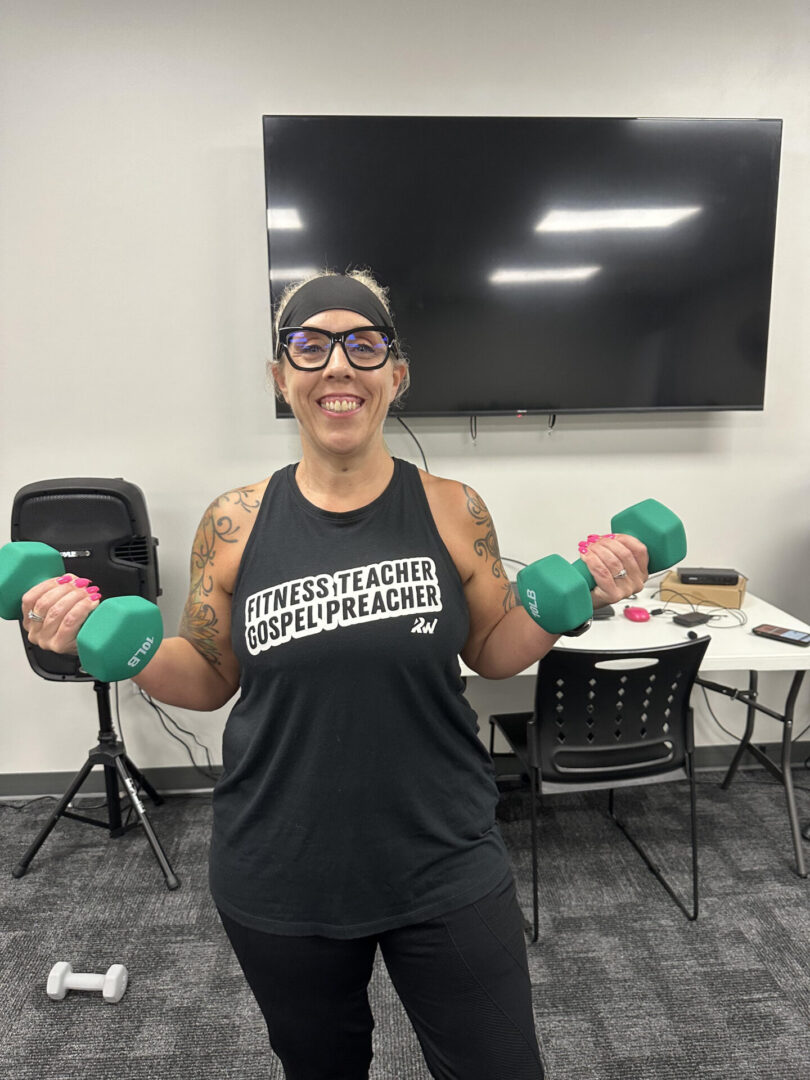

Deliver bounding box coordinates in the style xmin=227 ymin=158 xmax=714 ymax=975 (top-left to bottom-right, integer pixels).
xmin=1 ymin=0 xmax=809 ymax=783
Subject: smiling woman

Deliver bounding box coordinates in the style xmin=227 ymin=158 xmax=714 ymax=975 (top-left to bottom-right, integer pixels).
xmin=22 ymin=266 xmax=648 ymax=1080
xmin=196 ymin=270 xmax=553 ymax=1078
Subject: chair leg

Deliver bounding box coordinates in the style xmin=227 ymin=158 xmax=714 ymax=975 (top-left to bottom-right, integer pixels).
xmin=530 ymin=768 xmax=539 ymax=943
xmin=688 ymin=761 xmax=699 ymax=918
xmin=608 ymin=774 xmax=699 ymax=921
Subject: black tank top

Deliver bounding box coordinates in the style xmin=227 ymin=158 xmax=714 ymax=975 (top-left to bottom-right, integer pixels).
xmin=209 ymin=458 xmax=510 ymax=938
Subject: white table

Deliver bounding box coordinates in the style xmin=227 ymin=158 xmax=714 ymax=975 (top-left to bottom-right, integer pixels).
xmin=555 ymin=589 xmax=810 ymax=670
xmin=472 ymin=588 xmax=810 ymax=877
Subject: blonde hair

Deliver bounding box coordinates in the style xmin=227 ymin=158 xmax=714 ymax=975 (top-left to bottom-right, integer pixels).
xmin=268 ymin=268 xmax=411 ymax=407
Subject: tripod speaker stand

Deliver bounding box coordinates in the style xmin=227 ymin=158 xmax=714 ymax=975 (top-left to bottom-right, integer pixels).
xmin=12 ymin=680 xmax=179 ymax=889
xmin=9 ymin=477 xmax=180 ymax=890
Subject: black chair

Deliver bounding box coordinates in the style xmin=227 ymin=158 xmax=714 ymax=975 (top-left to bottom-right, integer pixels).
xmin=489 ymin=636 xmax=710 ymax=939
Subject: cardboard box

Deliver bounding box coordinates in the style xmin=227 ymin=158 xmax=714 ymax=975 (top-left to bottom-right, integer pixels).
xmin=659 ymin=570 xmax=748 ymax=610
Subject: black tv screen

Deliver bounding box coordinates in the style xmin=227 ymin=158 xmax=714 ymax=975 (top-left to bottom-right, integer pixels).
xmin=262 ymin=116 xmax=782 ymax=417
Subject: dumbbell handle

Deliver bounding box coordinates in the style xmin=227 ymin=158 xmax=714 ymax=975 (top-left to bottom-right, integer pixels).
xmin=64 ymin=972 xmax=106 ymax=992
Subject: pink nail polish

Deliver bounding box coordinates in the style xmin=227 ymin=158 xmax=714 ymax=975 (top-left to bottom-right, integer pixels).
xmin=587 ymin=534 xmax=601 ymax=543
xmin=57 ymin=574 xmax=73 ymax=584
xmin=73 ymin=578 xmax=90 ymax=588
xmin=85 ymin=585 xmax=101 ymax=594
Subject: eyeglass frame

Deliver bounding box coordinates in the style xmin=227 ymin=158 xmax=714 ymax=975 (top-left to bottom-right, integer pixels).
xmin=276 ymin=325 xmax=397 ymax=371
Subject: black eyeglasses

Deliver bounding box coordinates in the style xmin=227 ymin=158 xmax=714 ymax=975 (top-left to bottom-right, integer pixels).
xmin=276 ymin=326 xmax=396 ymax=371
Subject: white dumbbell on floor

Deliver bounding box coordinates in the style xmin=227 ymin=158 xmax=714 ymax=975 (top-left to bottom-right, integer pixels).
xmin=46 ymin=962 xmax=128 ymax=1003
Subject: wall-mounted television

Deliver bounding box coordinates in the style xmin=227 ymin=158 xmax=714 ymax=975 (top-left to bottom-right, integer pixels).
xmin=262 ymin=115 xmax=782 ymax=418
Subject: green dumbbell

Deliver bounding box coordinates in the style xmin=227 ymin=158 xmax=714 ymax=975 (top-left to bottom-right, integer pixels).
xmin=0 ymin=541 xmax=163 ymax=682
xmin=516 ymin=499 xmax=687 ymax=634
xmin=570 ymin=499 xmax=687 ymax=589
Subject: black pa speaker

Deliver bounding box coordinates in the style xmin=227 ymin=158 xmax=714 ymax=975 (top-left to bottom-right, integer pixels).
xmin=10 ymin=477 xmax=161 ymax=681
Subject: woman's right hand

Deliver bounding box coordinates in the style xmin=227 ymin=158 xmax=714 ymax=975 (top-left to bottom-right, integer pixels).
xmin=21 ymin=574 xmax=102 ymax=656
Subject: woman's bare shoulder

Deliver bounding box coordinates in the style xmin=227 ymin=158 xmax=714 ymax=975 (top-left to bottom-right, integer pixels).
xmin=205 ymin=478 xmax=270 ymax=523
xmin=419 ymin=469 xmax=485 ymax=522
xmin=191 ymin=478 xmax=271 ymax=592
xmin=418 ymin=470 xmax=493 ymax=584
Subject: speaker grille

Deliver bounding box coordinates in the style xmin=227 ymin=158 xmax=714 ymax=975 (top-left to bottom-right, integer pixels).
xmin=112 ymin=536 xmax=152 ymax=566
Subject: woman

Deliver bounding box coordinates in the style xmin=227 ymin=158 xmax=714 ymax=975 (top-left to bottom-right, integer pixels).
xmin=22 ymin=270 xmax=648 ymax=1080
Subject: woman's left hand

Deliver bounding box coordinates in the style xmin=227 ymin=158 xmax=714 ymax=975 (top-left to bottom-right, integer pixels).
xmin=578 ymin=533 xmax=649 ymax=610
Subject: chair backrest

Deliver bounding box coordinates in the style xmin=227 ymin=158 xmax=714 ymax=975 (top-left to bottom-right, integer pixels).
xmin=530 ymin=636 xmax=710 ymax=784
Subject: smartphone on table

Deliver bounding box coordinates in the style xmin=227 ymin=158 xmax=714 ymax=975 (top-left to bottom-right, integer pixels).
xmin=752 ymin=624 xmax=810 ymax=647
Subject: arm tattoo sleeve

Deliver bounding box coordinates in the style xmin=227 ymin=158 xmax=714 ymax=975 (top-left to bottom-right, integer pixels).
xmin=463 ymin=485 xmax=518 ymax=614
xmin=179 ymin=488 xmax=260 ymax=665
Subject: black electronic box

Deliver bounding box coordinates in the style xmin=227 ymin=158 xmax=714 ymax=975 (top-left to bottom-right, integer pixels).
xmin=678 ymin=567 xmax=740 ymax=586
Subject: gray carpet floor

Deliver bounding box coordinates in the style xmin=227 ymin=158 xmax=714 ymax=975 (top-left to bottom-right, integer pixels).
xmin=1 ymin=770 xmax=809 ymax=1079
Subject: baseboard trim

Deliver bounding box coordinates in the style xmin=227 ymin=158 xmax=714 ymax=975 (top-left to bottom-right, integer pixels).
xmin=0 ymin=765 xmax=222 ymax=800
xmin=1 ymin=742 xmax=808 ymax=800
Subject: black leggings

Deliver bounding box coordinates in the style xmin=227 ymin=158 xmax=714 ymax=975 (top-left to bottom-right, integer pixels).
xmin=218 ymin=873 xmax=544 ymax=1080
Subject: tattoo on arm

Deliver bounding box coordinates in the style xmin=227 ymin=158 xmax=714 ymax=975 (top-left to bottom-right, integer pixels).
xmin=179 ymin=487 xmax=260 ymax=665
xmin=463 ymin=485 xmax=517 ymax=613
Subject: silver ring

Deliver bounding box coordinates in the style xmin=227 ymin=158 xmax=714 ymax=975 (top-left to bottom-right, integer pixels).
xmin=27 ymin=611 xmax=44 ymax=622
xmin=613 ymin=569 xmax=628 ymax=580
